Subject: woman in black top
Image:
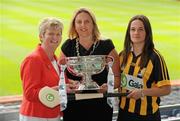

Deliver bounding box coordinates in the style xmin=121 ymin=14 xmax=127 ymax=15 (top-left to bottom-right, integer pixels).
xmin=59 ymin=8 xmax=120 ymax=121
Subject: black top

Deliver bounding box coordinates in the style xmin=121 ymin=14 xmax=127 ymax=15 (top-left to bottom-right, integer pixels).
xmin=61 ymin=38 xmax=114 ymax=121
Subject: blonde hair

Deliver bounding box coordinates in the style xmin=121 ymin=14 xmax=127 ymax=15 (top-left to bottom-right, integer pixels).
xmin=39 ymin=17 xmax=63 ymax=35
xmin=68 ymin=7 xmax=101 ymax=41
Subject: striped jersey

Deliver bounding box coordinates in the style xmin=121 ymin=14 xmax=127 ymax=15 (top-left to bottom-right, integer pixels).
xmin=119 ymin=49 xmax=170 ymax=116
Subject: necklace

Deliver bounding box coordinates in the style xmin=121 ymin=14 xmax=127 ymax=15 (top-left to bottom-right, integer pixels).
xmin=76 ymin=39 xmax=97 ymax=56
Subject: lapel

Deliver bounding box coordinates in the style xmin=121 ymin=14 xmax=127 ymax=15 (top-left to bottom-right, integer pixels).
xmin=36 ymin=45 xmax=60 ymax=81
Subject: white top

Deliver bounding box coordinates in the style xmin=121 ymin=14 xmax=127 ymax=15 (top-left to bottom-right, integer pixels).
xmin=51 ymin=60 xmax=60 ymax=76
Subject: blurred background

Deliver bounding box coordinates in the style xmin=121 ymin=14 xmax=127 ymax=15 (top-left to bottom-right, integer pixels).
xmin=0 ymin=0 xmax=180 ymax=96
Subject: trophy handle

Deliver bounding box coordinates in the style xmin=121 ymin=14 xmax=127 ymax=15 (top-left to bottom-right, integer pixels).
xmin=105 ymin=55 xmax=114 ymax=65
xmin=59 ymin=57 xmax=65 ymax=64
xmin=65 ymin=57 xmax=84 ymax=77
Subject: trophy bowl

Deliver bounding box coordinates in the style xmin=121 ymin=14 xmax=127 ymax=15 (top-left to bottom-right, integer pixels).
xmin=65 ymin=55 xmax=114 ymax=92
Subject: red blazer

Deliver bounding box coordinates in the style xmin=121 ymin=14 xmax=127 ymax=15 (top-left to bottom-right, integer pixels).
xmin=20 ymin=45 xmax=65 ymax=118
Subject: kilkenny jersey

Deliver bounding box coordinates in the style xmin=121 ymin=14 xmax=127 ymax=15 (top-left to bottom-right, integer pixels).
xmin=119 ymin=49 xmax=170 ymax=116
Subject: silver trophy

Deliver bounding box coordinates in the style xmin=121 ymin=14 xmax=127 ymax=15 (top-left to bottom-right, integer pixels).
xmin=65 ymin=55 xmax=114 ymax=91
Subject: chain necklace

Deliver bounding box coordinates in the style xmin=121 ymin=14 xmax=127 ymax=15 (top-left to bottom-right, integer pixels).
xmin=76 ymin=39 xmax=97 ymax=56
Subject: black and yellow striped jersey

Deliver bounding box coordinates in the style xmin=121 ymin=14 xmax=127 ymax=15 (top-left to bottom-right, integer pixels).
xmin=119 ymin=49 xmax=170 ymax=116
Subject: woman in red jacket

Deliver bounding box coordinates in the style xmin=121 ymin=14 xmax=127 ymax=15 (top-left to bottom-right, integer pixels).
xmin=20 ymin=17 xmax=65 ymax=121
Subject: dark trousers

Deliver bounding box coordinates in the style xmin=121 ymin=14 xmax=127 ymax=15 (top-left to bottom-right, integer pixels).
xmin=117 ymin=108 xmax=161 ymax=121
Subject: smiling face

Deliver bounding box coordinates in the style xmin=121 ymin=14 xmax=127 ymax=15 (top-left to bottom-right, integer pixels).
xmin=74 ymin=12 xmax=94 ymax=38
xmin=130 ymin=19 xmax=146 ymax=45
xmin=40 ymin=26 xmax=62 ymax=50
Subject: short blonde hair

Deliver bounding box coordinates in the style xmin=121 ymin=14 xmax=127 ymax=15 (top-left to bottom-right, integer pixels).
xmin=69 ymin=7 xmax=101 ymax=41
xmin=39 ymin=17 xmax=63 ymax=35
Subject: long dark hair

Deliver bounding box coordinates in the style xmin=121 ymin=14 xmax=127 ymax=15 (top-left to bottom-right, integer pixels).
xmin=121 ymin=15 xmax=154 ymax=68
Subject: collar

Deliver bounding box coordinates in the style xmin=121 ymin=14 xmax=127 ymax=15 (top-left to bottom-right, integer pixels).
xmin=36 ymin=44 xmax=57 ymax=67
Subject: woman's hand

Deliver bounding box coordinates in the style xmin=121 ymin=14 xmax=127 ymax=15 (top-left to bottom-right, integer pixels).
xmin=66 ymin=79 xmax=80 ymax=93
xmin=51 ymin=86 xmax=59 ymax=91
xmin=51 ymin=85 xmax=75 ymax=93
xmin=98 ymin=83 xmax=108 ymax=93
xmin=127 ymin=89 xmax=143 ymax=100
xmin=51 ymin=79 xmax=80 ymax=93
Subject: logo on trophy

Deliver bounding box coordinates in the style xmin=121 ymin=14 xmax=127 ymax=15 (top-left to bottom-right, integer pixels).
xmin=65 ymin=55 xmax=114 ymax=91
